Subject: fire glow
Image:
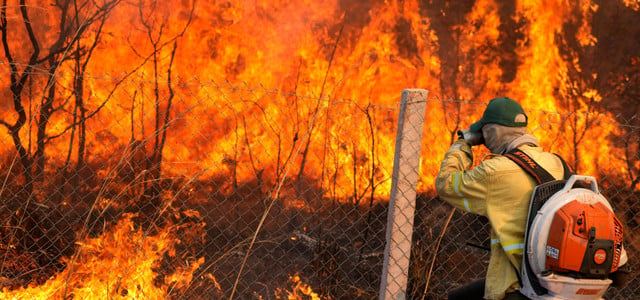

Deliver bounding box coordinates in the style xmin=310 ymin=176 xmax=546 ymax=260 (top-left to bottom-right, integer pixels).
xmin=0 ymin=0 xmax=637 ymax=298
xmin=0 ymin=0 xmax=630 ymax=198
xmin=0 ymin=213 xmax=206 ymax=298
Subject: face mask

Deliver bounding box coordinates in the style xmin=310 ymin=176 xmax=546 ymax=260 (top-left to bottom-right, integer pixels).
xmin=482 ymin=124 xmax=527 ymax=154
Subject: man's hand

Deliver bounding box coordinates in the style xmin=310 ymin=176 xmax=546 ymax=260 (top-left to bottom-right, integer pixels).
xmin=458 ymin=129 xmax=484 ymax=146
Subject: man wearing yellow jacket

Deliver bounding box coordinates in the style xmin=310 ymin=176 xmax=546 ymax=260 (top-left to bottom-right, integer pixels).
xmin=435 ymin=97 xmax=566 ymax=299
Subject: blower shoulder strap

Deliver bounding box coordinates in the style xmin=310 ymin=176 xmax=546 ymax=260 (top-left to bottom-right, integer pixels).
xmin=503 ymin=148 xmax=574 ymax=292
xmin=504 ymin=148 xmax=573 ymax=184
xmin=553 ymin=153 xmax=575 ymax=180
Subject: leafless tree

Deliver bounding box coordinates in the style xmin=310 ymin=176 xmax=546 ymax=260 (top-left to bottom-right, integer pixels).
xmin=554 ymin=48 xmax=599 ymax=173
xmin=0 ymin=0 xmax=122 ymax=287
xmin=129 ymin=0 xmax=195 ymax=203
xmin=296 ymin=24 xmax=344 ymax=199
xmin=0 ymin=0 xmax=121 ymax=196
xmin=556 ymin=0 xmax=640 ymax=179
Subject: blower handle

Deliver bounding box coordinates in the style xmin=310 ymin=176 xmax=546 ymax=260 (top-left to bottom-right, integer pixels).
xmin=562 ymin=175 xmax=599 ymax=194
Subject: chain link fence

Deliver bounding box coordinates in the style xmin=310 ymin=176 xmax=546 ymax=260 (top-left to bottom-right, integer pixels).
xmin=0 ymin=75 xmax=400 ymax=299
xmin=0 ymin=77 xmax=638 ymax=299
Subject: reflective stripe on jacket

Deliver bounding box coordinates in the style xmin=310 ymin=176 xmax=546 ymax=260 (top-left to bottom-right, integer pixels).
xmin=435 ymin=140 xmax=565 ymax=300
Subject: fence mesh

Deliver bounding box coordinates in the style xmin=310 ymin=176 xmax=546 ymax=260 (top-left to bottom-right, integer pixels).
xmin=0 ymin=76 xmax=638 ymax=299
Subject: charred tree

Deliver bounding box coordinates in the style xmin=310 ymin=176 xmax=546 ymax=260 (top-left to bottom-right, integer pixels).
xmin=131 ymin=0 xmax=194 ymax=210
xmin=296 ymin=25 xmax=343 ymax=199
xmin=0 ymin=0 xmax=122 ymax=287
xmin=1 ymin=0 xmax=121 ymax=195
xmin=67 ymin=0 xmax=119 ymax=202
xmin=362 ymin=104 xmax=380 ymax=243
xmin=0 ymin=0 xmax=41 ymax=196
xmin=557 ymin=0 xmax=640 ymax=175
xmin=590 ymin=1 xmax=640 ymax=190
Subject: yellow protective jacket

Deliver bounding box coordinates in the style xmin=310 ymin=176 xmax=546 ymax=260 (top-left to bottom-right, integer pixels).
xmin=435 ymin=140 xmax=566 ymax=299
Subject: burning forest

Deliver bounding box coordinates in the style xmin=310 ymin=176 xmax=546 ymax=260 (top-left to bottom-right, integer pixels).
xmin=0 ymin=0 xmax=639 ymax=299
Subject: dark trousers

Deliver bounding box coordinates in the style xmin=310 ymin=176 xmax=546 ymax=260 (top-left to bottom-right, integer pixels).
xmin=448 ymin=279 xmax=485 ymax=300
xmin=448 ymin=279 xmax=529 ymax=300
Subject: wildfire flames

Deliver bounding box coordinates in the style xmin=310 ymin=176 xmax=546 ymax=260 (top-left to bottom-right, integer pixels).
xmin=0 ymin=0 xmax=638 ymax=298
xmin=1 ymin=213 xmax=206 ymax=298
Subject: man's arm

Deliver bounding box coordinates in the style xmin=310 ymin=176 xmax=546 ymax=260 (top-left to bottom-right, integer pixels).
xmin=435 ymin=139 xmax=489 ymax=216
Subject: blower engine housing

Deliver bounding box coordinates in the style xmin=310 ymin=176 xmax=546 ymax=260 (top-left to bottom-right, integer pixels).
xmin=520 ymin=175 xmax=625 ymax=300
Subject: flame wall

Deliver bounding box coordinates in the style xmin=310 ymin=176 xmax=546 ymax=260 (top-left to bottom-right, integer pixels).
xmin=0 ymin=0 xmax=637 ymax=199
xmin=1 ymin=0 xmax=639 ymax=298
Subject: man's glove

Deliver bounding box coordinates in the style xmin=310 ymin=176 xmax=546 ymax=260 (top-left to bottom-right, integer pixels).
xmin=457 ymin=129 xmax=484 ymax=146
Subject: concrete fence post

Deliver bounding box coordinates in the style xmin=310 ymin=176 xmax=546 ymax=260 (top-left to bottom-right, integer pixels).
xmin=379 ymin=89 xmax=428 ymax=300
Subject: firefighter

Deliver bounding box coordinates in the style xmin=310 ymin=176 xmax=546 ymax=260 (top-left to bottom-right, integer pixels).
xmin=434 ymin=97 xmax=564 ymax=299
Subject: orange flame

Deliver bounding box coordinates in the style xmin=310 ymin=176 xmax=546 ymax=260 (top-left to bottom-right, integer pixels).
xmin=0 ymin=1 xmax=636 ymax=295
xmin=0 ymin=213 xmax=206 ymax=299
xmin=0 ymin=0 xmax=629 ymax=200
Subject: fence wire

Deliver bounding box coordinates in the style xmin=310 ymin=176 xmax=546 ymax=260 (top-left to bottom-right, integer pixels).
xmin=0 ymin=77 xmax=638 ymax=300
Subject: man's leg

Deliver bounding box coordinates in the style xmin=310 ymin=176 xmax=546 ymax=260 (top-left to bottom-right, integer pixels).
xmin=447 ymin=279 xmax=485 ymax=300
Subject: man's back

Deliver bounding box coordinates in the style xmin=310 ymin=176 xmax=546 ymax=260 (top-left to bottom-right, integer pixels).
xmin=436 ymin=143 xmax=564 ymax=299
xmin=437 ymin=97 xmax=559 ymax=299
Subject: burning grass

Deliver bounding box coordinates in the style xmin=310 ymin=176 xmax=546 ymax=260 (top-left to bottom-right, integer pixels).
xmin=0 ymin=159 xmax=388 ymax=300
xmin=274 ymin=274 xmax=322 ymax=300
xmin=0 ymin=211 xmax=207 ymax=299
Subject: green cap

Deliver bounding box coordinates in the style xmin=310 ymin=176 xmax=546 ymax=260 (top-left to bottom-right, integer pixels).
xmin=469 ymin=97 xmax=528 ymax=132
